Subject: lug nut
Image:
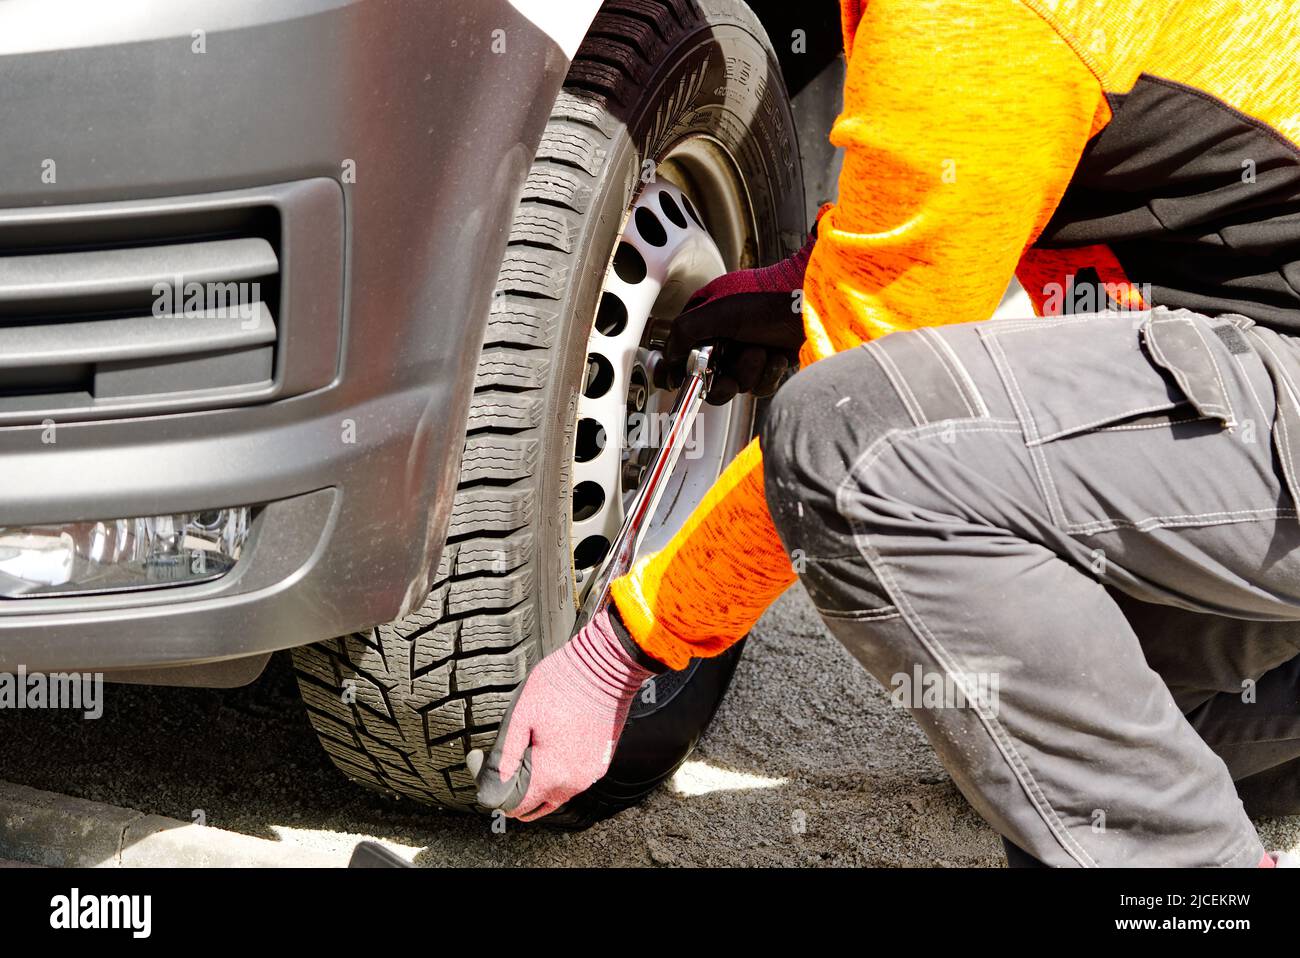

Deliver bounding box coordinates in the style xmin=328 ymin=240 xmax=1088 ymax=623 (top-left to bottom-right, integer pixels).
xmin=622 ymin=460 xmax=647 ymax=491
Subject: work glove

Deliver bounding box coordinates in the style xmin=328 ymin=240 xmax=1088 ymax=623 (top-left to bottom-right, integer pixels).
xmin=467 ymin=607 xmax=662 ymax=821
xmin=658 ymin=226 xmax=817 ymax=405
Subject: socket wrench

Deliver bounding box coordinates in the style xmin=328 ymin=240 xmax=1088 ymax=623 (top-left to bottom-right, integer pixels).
xmin=575 ymin=344 xmax=715 ymax=630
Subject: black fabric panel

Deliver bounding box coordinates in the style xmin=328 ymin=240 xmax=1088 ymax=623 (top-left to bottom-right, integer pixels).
xmin=1034 ymin=74 xmax=1300 ymax=331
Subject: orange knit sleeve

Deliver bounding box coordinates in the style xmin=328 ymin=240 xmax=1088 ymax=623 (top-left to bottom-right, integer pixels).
xmin=613 ymin=0 xmax=1106 ymax=670
xmin=801 ymin=0 xmax=1106 ymax=363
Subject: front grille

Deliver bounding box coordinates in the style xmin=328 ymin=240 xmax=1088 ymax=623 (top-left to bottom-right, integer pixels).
xmin=0 ymin=180 xmax=343 ymax=424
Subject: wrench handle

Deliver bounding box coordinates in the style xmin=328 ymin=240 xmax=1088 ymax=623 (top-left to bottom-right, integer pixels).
xmin=575 ymin=345 xmax=714 ymax=630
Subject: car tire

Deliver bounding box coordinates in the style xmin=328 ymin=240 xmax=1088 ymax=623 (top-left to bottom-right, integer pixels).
xmin=292 ymin=0 xmax=804 ymax=817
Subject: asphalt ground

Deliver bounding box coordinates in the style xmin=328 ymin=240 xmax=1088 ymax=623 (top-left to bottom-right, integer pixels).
xmin=1 ymin=586 xmax=1296 ymax=867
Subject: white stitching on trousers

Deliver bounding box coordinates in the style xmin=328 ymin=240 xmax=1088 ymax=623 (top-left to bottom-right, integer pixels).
xmin=925 ymin=326 xmax=991 ymax=418
xmin=834 ymin=420 xmax=1099 ymax=867
xmin=914 ymin=328 xmax=976 ymax=418
xmin=980 ymin=332 xmax=1068 ymax=527
xmin=865 ymin=340 xmax=926 ymax=426
xmin=816 ymin=606 xmax=903 ymax=622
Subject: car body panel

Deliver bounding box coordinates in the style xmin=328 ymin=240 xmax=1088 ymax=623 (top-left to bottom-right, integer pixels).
xmin=0 ymin=0 xmax=570 ymax=672
xmin=0 ymin=0 xmax=835 ymax=680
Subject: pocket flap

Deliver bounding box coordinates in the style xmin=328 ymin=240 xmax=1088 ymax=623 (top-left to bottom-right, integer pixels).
xmin=979 ymin=313 xmax=1194 ymax=444
xmin=1141 ymin=309 xmax=1239 ymax=429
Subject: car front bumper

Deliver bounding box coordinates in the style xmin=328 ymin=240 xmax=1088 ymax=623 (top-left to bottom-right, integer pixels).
xmin=0 ymin=0 xmax=569 ymax=674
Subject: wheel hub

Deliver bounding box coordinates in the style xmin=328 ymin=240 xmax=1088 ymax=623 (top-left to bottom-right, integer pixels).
xmin=570 ymin=180 xmax=753 ymax=600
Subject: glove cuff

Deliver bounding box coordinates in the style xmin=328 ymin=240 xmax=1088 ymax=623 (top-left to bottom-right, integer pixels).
xmin=564 ymin=608 xmax=657 ymax=705
xmin=608 ymin=603 xmax=672 ymax=674
xmin=685 ymin=224 xmax=819 ymax=308
xmin=750 ymin=226 xmax=817 ymax=295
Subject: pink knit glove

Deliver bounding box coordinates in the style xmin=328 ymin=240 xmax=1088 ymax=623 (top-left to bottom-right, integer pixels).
xmin=467 ymin=608 xmax=655 ymax=821
xmin=659 ymin=228 xmax=817 ymax=405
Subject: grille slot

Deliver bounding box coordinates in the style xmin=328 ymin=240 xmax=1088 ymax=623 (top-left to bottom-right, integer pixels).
xmin=0 ymin=235 xmax=279 ymax=380
xmin=0 ymin=237 xmax=277 ymax=316
xmin=0 ymin=211 xmax=280 ymax=413
xmin=0 ymin=182 xmax=346 ymax=424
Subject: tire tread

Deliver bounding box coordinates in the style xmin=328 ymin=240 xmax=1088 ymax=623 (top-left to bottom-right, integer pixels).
xmin=293 ymin=0 xmax=745 ymax=812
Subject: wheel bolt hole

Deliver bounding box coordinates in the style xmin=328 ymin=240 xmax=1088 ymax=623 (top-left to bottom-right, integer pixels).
xmin=572 ymin=481 xmax=606 ymax=522
xmin=681 ymin=193 xmax=705 ymax=230
xmin=613 ymin=242 xmax=648 ymax=284
xmin=659 ymin=191 xmax=688 ymax=229
xmin=574 ymin=418 xmax=608 ymax=463
xmin=634 ymin=207 xmax=668 ymax=247
xmin=583 ymin=353 xmax=615 ymax=399
xmin=574 ymin=535 xmax=612 ymax=570
xmin=595 ymin=292 xmax=628 ymax=337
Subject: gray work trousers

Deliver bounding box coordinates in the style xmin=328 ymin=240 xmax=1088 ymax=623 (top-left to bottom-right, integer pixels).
xmin=761 ymin=307 xmax=1300 ymax=866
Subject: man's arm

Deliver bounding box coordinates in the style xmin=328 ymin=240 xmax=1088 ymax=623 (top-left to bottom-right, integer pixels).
xmin=614 ymin=0 xmax=1108 ymax=670
xmin=801 ymin=0 xmax=1107 ymax=359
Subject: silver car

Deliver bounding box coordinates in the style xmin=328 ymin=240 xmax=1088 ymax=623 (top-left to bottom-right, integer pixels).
xmin=0 ymin=0 xmax=838 ymax=824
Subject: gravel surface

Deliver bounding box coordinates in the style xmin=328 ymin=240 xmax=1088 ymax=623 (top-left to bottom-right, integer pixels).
xmin=1 ymin=586 xmax=1296 ymax=866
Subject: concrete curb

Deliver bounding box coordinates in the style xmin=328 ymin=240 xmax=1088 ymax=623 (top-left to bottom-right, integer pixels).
xmin=0 ymin=781 xmax=341 ymax=867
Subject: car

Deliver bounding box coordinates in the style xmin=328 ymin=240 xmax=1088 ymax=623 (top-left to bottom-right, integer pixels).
xmin=0 ymin=0 xmax=840 ymax=825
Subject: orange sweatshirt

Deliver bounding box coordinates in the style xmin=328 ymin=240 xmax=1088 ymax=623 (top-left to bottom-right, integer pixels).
xmin=612 ymin=0 xmax=1300 ymax=669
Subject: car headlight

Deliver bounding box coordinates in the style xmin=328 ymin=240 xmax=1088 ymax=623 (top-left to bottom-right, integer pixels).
xmin=0 ymin=508 xmax=252 ymax=598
